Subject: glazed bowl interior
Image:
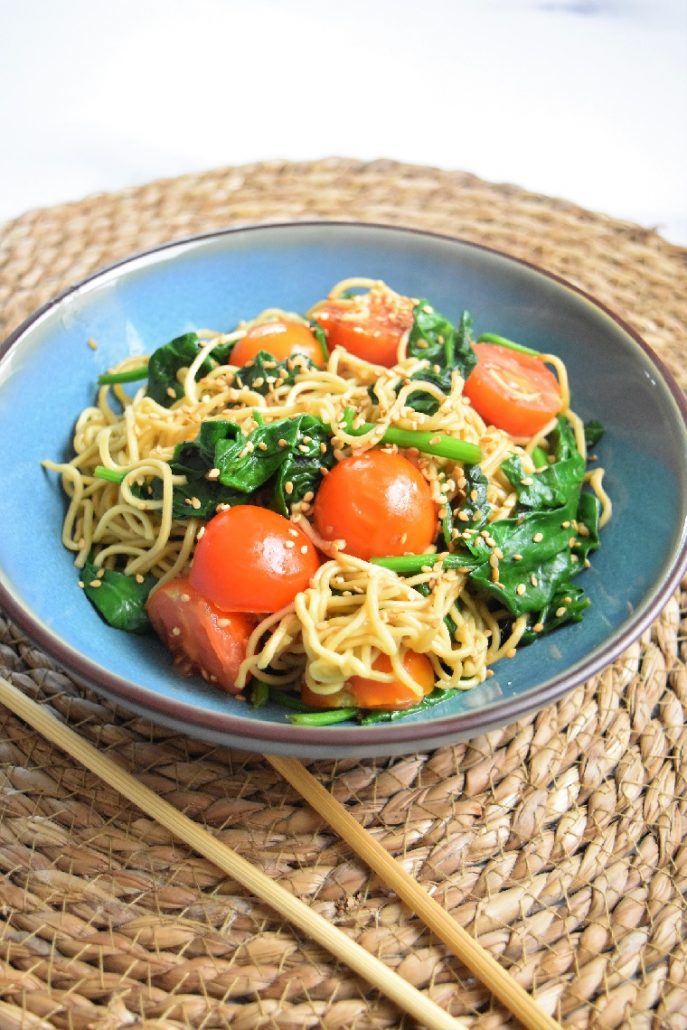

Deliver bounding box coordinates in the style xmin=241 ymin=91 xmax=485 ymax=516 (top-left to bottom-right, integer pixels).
xmin=0 ymin=222 xmax=685 ymax=757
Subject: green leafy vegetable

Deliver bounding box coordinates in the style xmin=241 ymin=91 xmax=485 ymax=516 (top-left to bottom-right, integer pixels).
xmin=404 ymin=305 xmax=477 ymax=416
xmin=168 ymin=413 xmax=334 ymax=519
xmin=359 ymin=687 xmax=459 ymax=724
xmin=81 ymin=557 xmax=155 ymax=633
xmin=146 ymin=332 xmax=215 ymax=407
xmin=232 ymin=350 xmax=319 ymax=396
xmin=584 ymin=419 xmax=605 ymax=449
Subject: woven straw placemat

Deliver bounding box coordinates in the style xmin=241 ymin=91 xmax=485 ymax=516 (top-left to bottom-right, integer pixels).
xmin=0 ymin=158 xmax=685 ymax=1029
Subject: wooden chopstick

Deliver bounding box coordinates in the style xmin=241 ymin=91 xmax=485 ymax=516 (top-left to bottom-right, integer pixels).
xmin=268 ymin=755 xmax=561 ymax=1030
xmin=0 ymin=676 xmax=463 ymax=1030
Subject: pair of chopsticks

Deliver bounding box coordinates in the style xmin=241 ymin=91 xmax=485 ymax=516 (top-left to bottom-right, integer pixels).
xmin=0 ymin=675 xmax=559 ymax=1030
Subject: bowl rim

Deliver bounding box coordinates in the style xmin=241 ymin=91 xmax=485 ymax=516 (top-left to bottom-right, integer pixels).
xmin=1 ymin=219 xmax=686 ymax=750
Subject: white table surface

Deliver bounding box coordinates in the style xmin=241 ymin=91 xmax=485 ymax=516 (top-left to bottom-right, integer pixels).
xmin=1 ymin=0 xmax=685 ymax=244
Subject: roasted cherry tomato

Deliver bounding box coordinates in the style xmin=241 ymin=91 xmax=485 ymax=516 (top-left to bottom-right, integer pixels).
xmin=463 ymin=343 xmax=562 ymax=437
xmin=147 ymin=578 xmax=254 ymax=694
xmin=301 ymin=650 xmax=434 ymax=710
xmin=313 ymin=450 xmax=437 ymax=561
xmin=313 ymin=287 xmax=414 ymax=367
xmin=230 ymin=320 xmax=325 ymax=368
xmin=189 ymin=505 xmax=320 ymax=613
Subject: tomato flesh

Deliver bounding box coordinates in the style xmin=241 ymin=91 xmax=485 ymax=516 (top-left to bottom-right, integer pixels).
xmin=230 ymin=320 xmax=325 ymax=368
xmin=147 ymin=578 xmax=254 ymax=694
xmin=313 ymin=288 xmax=414 ymax=367
xmin=301 ymin=650 xmax=434 ymax=710
xmin=463 ymin=343 xmax=562 ymax=437
xmin=313 ymin=450 xmax=437 ymax=561
xmin=190 ymin=505 xmax=320 ymax=613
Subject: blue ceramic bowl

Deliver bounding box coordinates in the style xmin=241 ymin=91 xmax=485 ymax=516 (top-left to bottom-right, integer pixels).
xmin=1 ymin=223 xmax=685 ymax=757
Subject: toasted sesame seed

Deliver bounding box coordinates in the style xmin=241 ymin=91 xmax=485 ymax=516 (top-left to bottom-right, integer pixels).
xmin=252 ymin=377 xmax=264 ymax=388
xmin=555 ymin=606 xmax=567 ymax=617
xmin=561 ymin=520 xmax=571 ymax=528
xmin=532 ymin=532 xmax=544 ymax=543
xmin=278 ymin=438 xmax=288 ymax=447
xmin=300 ymin=544 xmax=309 ymax=554
xmin=319 ymin=442 xmax=328 ymax=454
xmin=171 ymin=626 xmax=181 ymax=637
xmin=284 ymin=540 xmax=295 ymax=549
xmin=191 ymin=497 xmax=201 ymax=510
xmin=206 ymin=467 xmax=221 ymax=479
xmin=429 ymin=435 xmax=442 ymax=445
xmin=166 ymin=386 xmax=176 ymax=398
xmin=196 ymin=526 xmax=206 ymax=541
xmin=520 ymin=477 xmax=533 ymax=486
xmin=284 ymin=481 xmax=294 ymax=495
xmin=513 ymin=553 xmax=523 ymax=561
xmin=135 ymin=573 xmax=145 ymax=584
xmin=533 ymin=622 xmax=544 ymax=633
xmin=89 ymin=578 xmax=102 ymax=588
xmin=180 ymin=593 xmax=190 ymax=602
xmin=77 ymin=580 xmax=85 ymax=589
xmin=303 ymin=491 xmax=315 ymax=502
xmin=516 ymin=583 xmax=526 ymax=596
xmin=258 ymin=441 xmax=268 ymax=451
xmin=530 ymin=574 xmax=538 ymax=587
xmin=87 ymin=338 xmax=98 ymax=350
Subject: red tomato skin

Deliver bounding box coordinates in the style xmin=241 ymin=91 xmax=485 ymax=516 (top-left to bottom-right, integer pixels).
xmin=189 ymin=505 xmax=320 ymax=613
xmin=313 ymin=451 xmax=437 ymax=561
xmin=314 ymin=291 xmax=414 ymax=367
xmin=230 ymin=320 xmax=324 ymax=368
xmin=464 ymin=343 xmax=562 ymax=437
xmin=147 ymin=578 xmax=254 ymax=694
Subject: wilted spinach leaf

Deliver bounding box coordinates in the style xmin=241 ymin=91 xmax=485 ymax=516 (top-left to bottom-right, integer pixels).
xmin=81 ymin=558 xmax=155 ymax=633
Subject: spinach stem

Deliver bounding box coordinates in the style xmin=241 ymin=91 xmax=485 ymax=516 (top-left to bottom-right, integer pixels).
xmin=477 ymin=332 xmax=539 ymax=356
xmin=341 ymin=409 xmax=481 ymax=464
xmin=288 ymin=708 xmax=359 ymax=726
xmin=93 ymin=465 xmax=127 ymax=484
xmin=370 ymin=552 xmax=471 ymax=575
xmin=98 ymin=366 xmax=148 ymax=385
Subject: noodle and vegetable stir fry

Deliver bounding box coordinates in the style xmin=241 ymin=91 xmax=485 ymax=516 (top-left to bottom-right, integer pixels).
xmin=45 ymin=279 xmax=610 ymax=725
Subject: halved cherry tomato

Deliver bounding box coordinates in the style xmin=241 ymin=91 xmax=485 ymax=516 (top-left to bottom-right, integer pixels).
xmin=301 ymin=650 xmax=434 ymax=710
xmin=147 ymin=577 xmax=254 ymax=694
xmin=189 ymin=505 xmax=320 ymax=613
xmin=230 ymin=320 xmax=325 ymax=368
xmin=463 ymin=343 xmax=562 ymax=437
xmin=313 ymin=287 xmax=414 ymax=367
xmin=313 ymin=450 xmax=437 ymax=561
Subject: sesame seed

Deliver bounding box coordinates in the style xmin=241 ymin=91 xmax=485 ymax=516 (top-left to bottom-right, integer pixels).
xmin=89 ymin=578 xmax=102 ymax=588
xmin=561 ymin=520 xmax=571 ymax=529
xmin=516 ymin=583 xmax=526 ymax=596
xmin=533 ymin=622 xmax=544 ymax=633
xmin=252 ymin=377 xmax=264 ymax=388
xmin=568 ymin=536 xmax=578 ymax=548
xmin=180 ymin=593 xmax=190 ymax=602
xmin=429 ymin=435 xmax=442 ymax=445
xmin=520 ymin=477 xmax=533 ymax=486
xmin=457 ymin=511 xmax=469 ymax=522
xmin=319 ymin=442 xmax=328 ymax=454
xmin=532 ymin=532 xmax=544 ymax=543
xmin=300 ymin=545 xmax=309 ymax=554
xmin=513 ymin=554 xmax=523 ymax=561
xmin=303 ymin=491 xmax=314 ymax=502
xmin=530 ymin=574 xmax=538 ymax=587
xmin=258 ymin=441 xmax=268 ymax=451
xmin=278 ymin=438 xmax=289 ymax=448
xmin=191 ymin=497 xmax=201 ymax=510
xmin=77 ymin=580 xmax=84 ymax=589
xmin=284 ymin=482 xmax=294 ymax=495
xmin=135 ymin=574 xmax=145 ymax=584
xmin=284 ymin=540 xmax=295 ymax=549
xmin=555 ymin=606 xmax=567 ymax=617
xmin=197 ymin=526 xmax=206 ymax=541
xmin=171 ymin=626 xmax=181 ymax=637
xmin=206 ymin=468 xmax=221 ymax=479
xmin=166 ymin=386 xmax=176 ymax=398
xmin=87 ymin=338 xmax=98 ymax=351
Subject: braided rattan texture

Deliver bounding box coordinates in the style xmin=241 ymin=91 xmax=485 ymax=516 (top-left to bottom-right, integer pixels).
xmin=0 ymin=159 xmax=686 ymax=1029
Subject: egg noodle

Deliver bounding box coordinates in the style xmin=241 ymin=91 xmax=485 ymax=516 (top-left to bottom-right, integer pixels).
xmin=44 ymin=279 xmax=611 ymax=705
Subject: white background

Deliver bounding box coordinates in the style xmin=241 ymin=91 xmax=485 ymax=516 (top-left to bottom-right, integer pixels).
xmin=1 ymin=0 xmax=685 ymax=243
